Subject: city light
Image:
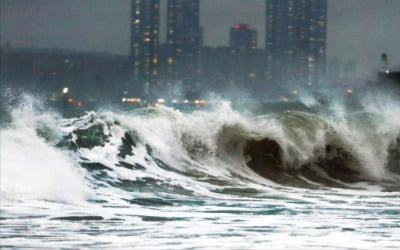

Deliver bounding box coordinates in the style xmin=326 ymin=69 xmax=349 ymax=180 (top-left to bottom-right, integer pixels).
xmin=62 ymin=87 xmax=69 ymax=94
xmin=198 ymin=100 xmax=207 ymax=104
xmin=120 ymin=98 xmax=211 ymax=107
xmin=121 ymin=97 xmax=141 ymax=103
xmin=130 ymin=98 xmax=141 ymax=103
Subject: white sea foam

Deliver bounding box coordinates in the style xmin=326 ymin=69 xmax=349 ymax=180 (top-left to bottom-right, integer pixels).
xmin=0 ymin=95 xmax=92 ymax=204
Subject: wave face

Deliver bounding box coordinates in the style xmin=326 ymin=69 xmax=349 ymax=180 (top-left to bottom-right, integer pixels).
xmin=1 ymin=96 xmax=400 ymax=249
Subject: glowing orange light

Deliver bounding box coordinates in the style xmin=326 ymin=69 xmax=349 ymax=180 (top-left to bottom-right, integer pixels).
xmin=68 ymin=98 xmax=74 ymax=103
xmin=129 ymin=98 xmax=141 ymax=103
xmin=77 ymin=101 xmax=83 ymax=107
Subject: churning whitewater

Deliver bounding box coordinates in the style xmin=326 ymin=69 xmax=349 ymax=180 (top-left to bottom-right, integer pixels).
xmin=1 ymin=96 xmax=400 ymax=249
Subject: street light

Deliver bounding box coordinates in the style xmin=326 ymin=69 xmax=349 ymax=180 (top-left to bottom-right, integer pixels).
xmin=62 ymin=87 xmax=69 ymax=95
xmin=61 ymin=87 xmax=70 ymax=112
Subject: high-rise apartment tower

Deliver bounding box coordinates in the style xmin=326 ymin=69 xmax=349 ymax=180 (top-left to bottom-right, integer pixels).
xmin=166 ymin=0 xmax=203 ymax=82
xmin=265 ymin=0 xmax=327 ymax=86
xmin=130 ymin=0 xmax=160 ymax=96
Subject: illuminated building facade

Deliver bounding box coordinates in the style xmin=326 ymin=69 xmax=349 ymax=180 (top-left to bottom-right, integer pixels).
xmin=265 ymin=0 xmax=327 ymax=87
xmin=130 ymin=0 xmax=160 ymax=96
xmin=166 ymin=0 xmax=203 ymax=82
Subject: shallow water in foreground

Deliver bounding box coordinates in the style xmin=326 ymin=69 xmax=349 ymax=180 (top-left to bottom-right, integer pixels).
xmin=2 ymin=187 xmax=400 ymax=249
xmin=1 ymin=99 xmax=400 ymax=249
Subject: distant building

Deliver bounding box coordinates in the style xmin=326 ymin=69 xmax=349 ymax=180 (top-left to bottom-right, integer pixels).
xmin=166 ymin=0 xmax=203 ymax=84
xmin=0 ymin=46 xmax=130 ymax=103
xmin=378 ymin=53 xmax=400 ymax=85
xmin=130 ymin=0 xmax=160 ymax=97
xmin=229 ymin=24 xmax=260 ymax=91
xmin=201 ymin=46 xmax=232 ymax=93
xmin=230 ymin=24 xmax=257 ymax=53
xmin=265 ymin=0 xmax=327 ymax=87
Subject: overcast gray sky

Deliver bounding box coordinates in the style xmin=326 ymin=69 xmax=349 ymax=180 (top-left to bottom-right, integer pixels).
xmin=1 ymin=0 xmax=400 ymax=73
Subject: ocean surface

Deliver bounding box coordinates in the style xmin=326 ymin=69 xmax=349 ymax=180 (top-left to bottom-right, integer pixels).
xmin=1 ymin=95 xmax=400 ymax=249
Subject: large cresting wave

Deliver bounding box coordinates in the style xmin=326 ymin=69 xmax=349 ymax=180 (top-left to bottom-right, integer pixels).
xmin=1 ymin=94 xmax=400 ymax=204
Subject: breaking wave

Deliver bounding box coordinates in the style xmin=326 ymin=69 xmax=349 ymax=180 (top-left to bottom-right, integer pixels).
xmin=1 ymin=95 xmax=400 ymax=204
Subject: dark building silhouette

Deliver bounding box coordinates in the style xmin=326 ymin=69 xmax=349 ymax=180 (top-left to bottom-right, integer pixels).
xmin=378 ymin=54 xmax=400 ymax=85
xmin=201 ymin=46 xmax=232 ymax=93
xmin=130 ymin=0 xmax=160 ymax=97
xmin=363 ymin=54 xmax=400 ymax=98
xmin=0 ymin=46 xmax=130 ymax=105
xmin=230 ymin=24 xmax=257 ymax=52
xmin=265 ymin=0 xmax=327 ymax=88
xmin=229 ymin=24 xmax=260 ymax=91
xmin=166 ymin=0 xmax=203 ymax=85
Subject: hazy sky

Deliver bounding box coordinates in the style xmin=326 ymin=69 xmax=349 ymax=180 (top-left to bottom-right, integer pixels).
xmin=1 ymin=0 xmax=400 ymax=73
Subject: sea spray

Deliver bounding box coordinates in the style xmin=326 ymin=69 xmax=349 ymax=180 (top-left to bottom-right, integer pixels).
xmin=1 ymin=94 xmax=92 ymax=204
